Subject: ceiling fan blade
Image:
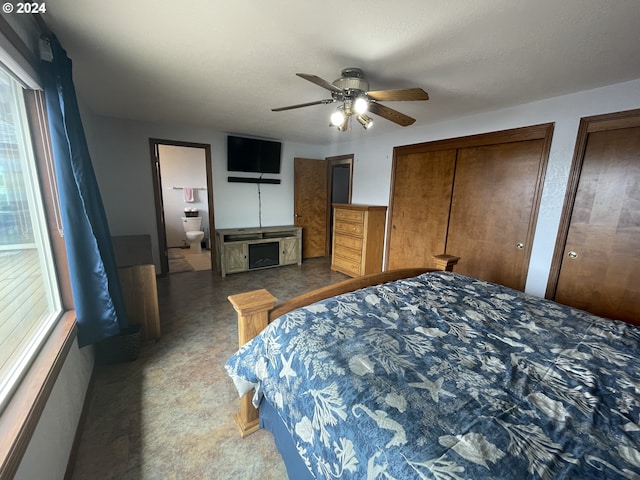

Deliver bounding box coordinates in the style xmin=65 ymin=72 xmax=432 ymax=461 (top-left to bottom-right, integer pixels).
xmin=296 ymin=73 xmax=343 ymax=94
xmin=272 ymin=99 xmax=335 ymax=112
xmin=368 ymin=102 xmax=416 ymax=126
xmin=367 ymin=88 xmax=429 ymax=102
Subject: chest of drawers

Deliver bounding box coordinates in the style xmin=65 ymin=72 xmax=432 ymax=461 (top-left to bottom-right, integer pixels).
xmin=331 ymin=204 xmax=387 ymax=277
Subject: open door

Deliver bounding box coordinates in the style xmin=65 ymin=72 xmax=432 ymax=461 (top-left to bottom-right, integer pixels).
xmin=294 ymin=158 xmax=328 ymax=258
xmin=150 ymin=139 xmax=216 ymax=275
xmin=327 ymin=155 xmax=353 ymax=254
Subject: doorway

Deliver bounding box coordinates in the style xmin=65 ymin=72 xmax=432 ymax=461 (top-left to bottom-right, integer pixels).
xmin=327 ymin=155 xmax=353 ymax=254
xmin=150 ymin=139 xmax=216 ymax=275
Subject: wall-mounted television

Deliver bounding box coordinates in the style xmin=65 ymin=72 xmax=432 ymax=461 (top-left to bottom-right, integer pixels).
xmin=227 ymin=135 xmax=282 ymax=174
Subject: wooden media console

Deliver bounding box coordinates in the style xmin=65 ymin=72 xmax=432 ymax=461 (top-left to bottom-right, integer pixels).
xmin=215 ymin=225 xmax=302 ymax=277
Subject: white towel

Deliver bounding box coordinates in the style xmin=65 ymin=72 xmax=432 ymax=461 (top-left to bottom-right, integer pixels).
xmin=183 ymin=187 xmax=194 ymax=203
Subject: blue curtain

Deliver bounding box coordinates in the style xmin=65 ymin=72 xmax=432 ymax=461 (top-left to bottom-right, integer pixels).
xmin=40 ymin=34 xmax=128 ymax=347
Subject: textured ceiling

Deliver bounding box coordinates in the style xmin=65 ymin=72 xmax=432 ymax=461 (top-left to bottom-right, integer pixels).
xmin=42 ymin=0 xmax=640 ymax=145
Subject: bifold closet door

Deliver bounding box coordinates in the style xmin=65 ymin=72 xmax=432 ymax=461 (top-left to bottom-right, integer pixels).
xmin=445 ymin=139 xmax=546 ymax=290
xmin=386 ymin=149 xmax=456 ymax=270
xmin=553 ymin=124 xmax=640 ymax=324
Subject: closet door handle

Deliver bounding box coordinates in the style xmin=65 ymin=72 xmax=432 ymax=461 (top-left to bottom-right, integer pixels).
xmin=568 ymin=251 xmax=578 ymax=259
xmin=516 ymin=242 xmax=524 ymax=250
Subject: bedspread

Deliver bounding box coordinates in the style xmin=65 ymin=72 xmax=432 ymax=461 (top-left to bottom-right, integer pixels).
xmin=225 ymin=272 xmax=640 ymax=479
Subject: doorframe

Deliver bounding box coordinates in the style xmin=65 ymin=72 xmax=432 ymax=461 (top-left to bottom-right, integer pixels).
xmin=326 ymin=154 xmax=353 ymax=254
xmin=545 ymin=108 xmax=640 ymax=299
xmin=149 ymin=138 xmax=216 ymax=275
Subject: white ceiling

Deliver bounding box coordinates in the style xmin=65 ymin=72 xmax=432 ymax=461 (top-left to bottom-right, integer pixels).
xmin=42 ymin=0 xmax=640 ymax=145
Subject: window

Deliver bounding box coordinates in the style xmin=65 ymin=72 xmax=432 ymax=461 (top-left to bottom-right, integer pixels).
xmin=0 ymin=64 xmax=62 ymax=412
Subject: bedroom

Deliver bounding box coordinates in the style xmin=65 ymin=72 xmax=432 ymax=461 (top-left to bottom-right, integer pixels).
xmin=1 ymin=1 xmax=639 ymax=478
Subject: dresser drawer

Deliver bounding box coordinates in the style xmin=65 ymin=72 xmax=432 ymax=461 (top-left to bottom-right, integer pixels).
xmin=334 ymin=219 xmax=364 ymax=236
xmin=335 ymin=208 xmax=364 ymax=223
xmin=334 ymin=234 xmax=363 ymax=251
xmin=333 ymin=244 xmax=362 ymax=263
xmin=331 ymin=254 xmax=361 ymax=277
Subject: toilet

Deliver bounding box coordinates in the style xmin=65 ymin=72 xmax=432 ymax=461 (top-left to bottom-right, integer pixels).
xmin=181 ymin=216 xmax=205 ymax=253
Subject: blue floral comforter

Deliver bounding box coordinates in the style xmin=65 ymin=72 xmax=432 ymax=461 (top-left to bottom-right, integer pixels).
xmin=225 ymin=272 xmax=640 ymax=479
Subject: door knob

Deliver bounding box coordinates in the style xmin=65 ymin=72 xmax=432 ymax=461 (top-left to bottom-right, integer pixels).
xmin=568 ymin=251 xmax=578 ymax=259
xmin=516 ymin=242 xmax=524 ymax=250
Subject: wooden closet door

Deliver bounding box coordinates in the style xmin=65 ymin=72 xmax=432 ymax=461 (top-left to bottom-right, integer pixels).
xmin=553 ymin=125 xmax=640 ymax=324
xmin=386 ymin=149 xmax=456 ymax=270
xmin=445 ymin=139 xmax=545 ymax=290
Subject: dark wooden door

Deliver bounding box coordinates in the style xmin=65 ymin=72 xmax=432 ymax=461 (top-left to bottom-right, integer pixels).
xmin=553 ymin=123 xmax=640 ymax=324
xmin=387 ymin=149 xmax=456 ymax=270
xmin=294 ymin=158 xmax=328 ymax=258
xmin=446 ymin=139 xmax=546 ymax=290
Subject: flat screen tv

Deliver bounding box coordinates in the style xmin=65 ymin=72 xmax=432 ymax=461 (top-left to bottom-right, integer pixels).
xmin=227 ymin=135 xmax=281 ymax=174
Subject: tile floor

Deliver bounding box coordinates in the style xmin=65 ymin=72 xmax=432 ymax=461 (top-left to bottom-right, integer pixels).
xmin=70 ymin=257 xmax=347 ymax=479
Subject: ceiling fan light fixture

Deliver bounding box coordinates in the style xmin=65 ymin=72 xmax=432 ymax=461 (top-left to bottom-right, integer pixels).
xmin=337 ymin=115 xmax=351 ymax=132
xmin=356 ymin=114 xmax=373 ymax=129
xmin=354 ymin=96 xmax=369 ymax=114
xmin=330 ymin=108 xmax=346 ymax=127
xmin=273 ymin=68 xmax=428 ymax=130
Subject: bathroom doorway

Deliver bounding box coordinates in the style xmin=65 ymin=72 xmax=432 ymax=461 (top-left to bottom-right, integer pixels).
xmin=149 ymin=139 xmax=216 ymax=275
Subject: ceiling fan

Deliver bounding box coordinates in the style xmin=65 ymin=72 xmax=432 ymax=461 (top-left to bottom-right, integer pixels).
xmin=272 ymin=67 xmax=429 ymax=131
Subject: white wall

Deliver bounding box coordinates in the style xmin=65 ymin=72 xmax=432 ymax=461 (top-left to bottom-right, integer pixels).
xmin=83 ymin=115 xmax=325 ymax=271
xmin=322 ymin=78 xmax=640 ymax=297
xmin=15 ymin=341 xmax=93 ymax=480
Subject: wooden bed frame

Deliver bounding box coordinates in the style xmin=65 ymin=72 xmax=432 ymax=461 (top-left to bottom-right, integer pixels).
xmin=227 ymin=255 xmax=459 ymax=437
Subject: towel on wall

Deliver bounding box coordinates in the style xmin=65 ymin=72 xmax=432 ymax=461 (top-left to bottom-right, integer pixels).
xmin=183 ymin=187 xmax=194 ymax=203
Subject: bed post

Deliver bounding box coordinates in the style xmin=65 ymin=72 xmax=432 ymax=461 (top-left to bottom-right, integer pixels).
xmin=433 ymin=254 xmax=460 ymax=272
xmin=227 ymin=289 xmax=277 ymax=437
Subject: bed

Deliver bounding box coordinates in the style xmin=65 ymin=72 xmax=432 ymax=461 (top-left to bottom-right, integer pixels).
xmin=225 ymin=269 xmax=640 ymax=479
